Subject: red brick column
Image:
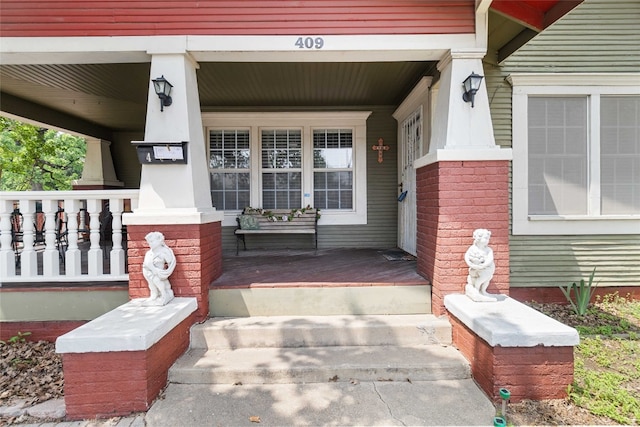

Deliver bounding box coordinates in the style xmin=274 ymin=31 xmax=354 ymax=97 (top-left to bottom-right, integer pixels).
xmin=416 ymin=160 xmax=510 ymax=316
xmin=450 ymin=315 xmax=574 ymax=402
xmin=126 ymin=221 xmax=222 ymax=321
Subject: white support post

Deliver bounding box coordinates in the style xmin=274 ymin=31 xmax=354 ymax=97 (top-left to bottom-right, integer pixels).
xmin=19 ymin=199 xmax=37 ymax=277
xmin=64 ymin=199 xmax=82 ymax=277
xmin=42 ymin=199 xmax=60 ymax=277
xmin=429 ymin=50 xmax=498 ymax=152
xmin=75 ymin=139 xmax=124 ymax=188
xmin=126 ymin=52 xmax=222 ymax=225
xmin=109 ymin=198 xmax=125 ymax=276
xmin=86 ymin=198 xmax=103 ymax=276
xmin=0 ymin=200 xmax=16 ymax=278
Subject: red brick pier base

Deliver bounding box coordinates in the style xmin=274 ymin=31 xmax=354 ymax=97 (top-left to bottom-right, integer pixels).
xmin=416 ymin=160 xmax=510 ymax=316
xmin=126 ymin=221 xmax=222 ymax=321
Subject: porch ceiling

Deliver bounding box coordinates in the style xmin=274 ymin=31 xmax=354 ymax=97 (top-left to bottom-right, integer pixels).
xmin=488 ymin=0 xmax=584 ymax=63
xmin=0 ymin=61 xmax=435 ymax=135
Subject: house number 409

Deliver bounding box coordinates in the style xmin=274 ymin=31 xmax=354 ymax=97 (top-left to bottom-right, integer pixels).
xmin=295 ymin=37 xmax=324 ymax=49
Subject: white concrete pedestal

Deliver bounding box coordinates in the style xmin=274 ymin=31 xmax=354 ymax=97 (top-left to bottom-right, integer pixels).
xmin=444 ymin=294 xmax=579 ymax=347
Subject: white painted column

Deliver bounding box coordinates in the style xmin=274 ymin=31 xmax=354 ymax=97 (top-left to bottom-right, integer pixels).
xmin=75 ymin=139 xmax=124 ymax=188
xmin=86 ymin=198 xmax=103 ymax=276
xmin=128 ymin=52 xmax=221 ymax=225
xmin=19 ymin=199 xmax=37 ymax=277
xmin=0 ymin=200 xmax=16 ymax=278
xmin=42 ymin=199 xmax=60 ymax=277
xmin=64 ymin=199 xmax=82 ymax=276
xmin=109 ymin=198 xmax=126 ymax=276
xmin=424 ymin=49 xmax=510 ymax=164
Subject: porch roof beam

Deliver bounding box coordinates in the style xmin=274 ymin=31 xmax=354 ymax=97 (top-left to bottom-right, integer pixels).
xmin=1 ymin=34 xmax=478 ymax=65
xmin=0 ymin=92 xmax=112 ymax=141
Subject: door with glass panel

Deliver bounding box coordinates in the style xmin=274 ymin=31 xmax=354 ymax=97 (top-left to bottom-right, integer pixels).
xmin=398 ymin=108 xmax=421 ymax=256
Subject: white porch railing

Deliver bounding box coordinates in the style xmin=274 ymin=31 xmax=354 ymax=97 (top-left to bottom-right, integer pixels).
xmin=0 ymin=190 xmax=139 ymax=284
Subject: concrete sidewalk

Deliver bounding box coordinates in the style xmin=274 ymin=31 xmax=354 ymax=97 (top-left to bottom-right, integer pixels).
xmin=145 ymin=379 xmax=495 ymax=426
xmin=11 ymin=378 xmax=495 ymax=426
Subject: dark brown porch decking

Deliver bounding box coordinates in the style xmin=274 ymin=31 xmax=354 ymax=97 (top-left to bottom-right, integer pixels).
xmin=214 ymin=248 xmax=430 ymax=289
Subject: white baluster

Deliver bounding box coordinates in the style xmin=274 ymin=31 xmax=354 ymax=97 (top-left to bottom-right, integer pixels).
xmin=78 ymin=201 xmax=88 ymax=240
xmin=0 ymin=200 xmax=16 ymax=278
xmin=19 ymin=199 xmax=37 ymax=277
xmin=109 ymin=198 xmax=125 ymax=276
xmin=64 ymin=199 xmax=82 ymax=276
xmin=42 ymin=199 xmax=60 ymax=276
xmin=86 ymin=199 xmax=103 ymax=276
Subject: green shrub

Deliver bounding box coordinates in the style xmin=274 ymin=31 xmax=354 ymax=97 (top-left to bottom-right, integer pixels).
xmin=559 ymin=268 xmax=598 ymax=316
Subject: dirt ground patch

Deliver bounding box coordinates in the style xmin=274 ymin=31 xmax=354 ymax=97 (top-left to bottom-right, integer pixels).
xmin=0 ymin=340 xmax=63 ymax=406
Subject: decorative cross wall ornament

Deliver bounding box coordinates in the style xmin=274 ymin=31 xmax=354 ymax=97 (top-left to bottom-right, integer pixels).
xmin=372 ymin=138 xmax=390 ymax=163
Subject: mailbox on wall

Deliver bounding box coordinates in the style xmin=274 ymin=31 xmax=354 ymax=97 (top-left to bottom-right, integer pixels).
xmin=132 ymin=141 xmax=188 ymax=164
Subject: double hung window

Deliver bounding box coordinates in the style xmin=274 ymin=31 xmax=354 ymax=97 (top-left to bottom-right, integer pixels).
xmin=313 ymin=129 xmax=353 ymax=210
xmin=209 ymin=130 xmax=250 ymax=211
xmin=510 ymin=74 xmax=640 ymax=234
xmin=261 ymin=129 xmax=302 ymax=209
xmin=205 ymin=112 xmax=370 ymax=226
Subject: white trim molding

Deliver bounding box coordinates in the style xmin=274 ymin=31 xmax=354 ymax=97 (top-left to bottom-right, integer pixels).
xmin=1 ymin=34 xmax=479 ymax=65
xmin=508 ymin=73 xmax=640 ymax=88
xmin=415 ymin=147 xmax=512 ymax=169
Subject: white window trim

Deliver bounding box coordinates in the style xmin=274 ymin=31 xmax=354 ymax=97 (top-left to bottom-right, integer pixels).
xmin=203 ymin=111 xmax=371 ymax=227
xmin=509 ymin=73 xmax=640 ymax=235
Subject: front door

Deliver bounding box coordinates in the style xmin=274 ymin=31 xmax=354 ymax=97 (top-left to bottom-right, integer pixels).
xmin=397 ymin=107 xmax=422 ymax=256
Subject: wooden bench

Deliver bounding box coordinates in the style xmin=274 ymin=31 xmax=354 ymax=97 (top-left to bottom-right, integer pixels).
xmin=234 ymin=207 xmax=319 ymax=254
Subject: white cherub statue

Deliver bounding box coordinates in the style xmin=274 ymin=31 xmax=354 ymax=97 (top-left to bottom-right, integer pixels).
xmin=141 ymin=231 xmax=176 ymax=306
xmin=464 ymin=228 xmax=498 ymax=302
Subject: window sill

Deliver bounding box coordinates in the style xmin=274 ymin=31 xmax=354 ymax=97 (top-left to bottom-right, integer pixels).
xmin=528 ymin=215 xmax=640 ymax=221
xmin=514 ymin=216 xmax=640 ymax=235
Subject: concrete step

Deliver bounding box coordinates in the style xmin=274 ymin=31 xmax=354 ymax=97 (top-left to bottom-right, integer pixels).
xmin=209 ymin=284 xmax=431 ymax=316
xmin=190 ymin=314 xmax=451 ymax=349
xmin=169 ymin=344 xmax=470 ymax=385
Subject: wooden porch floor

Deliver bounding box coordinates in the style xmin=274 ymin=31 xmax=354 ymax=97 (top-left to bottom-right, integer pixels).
xmin=214 ymin=248 xmax=429 ymax=289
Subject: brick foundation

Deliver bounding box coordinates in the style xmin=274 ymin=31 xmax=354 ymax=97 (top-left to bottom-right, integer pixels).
xmin=416 ymin=160 xmax=510 ymax=315
xmin=0 ymin=320 xmax=86 ymax=342
xmin=126 ymin=221 xmax=222 ymax=321
xmin=510 ymin=286 xmax=640 ymax=304
xmin=62 ymin=310 xmax=194 ymax=420
xmin=449 ymin=314 xmax=574 ymax=402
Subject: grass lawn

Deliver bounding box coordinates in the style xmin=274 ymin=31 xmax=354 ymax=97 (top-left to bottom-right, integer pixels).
xmin=516 ymin=293 xmax=640 ymax=425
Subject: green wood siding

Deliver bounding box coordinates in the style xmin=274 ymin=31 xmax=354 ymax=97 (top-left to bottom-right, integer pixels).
xmin=510 ymin=235 xmax=640 ymax=288
xmin=486 ymin=0 xmax=640 ymax=288
xmin=221 ymin=106 xmax=399 ymax=251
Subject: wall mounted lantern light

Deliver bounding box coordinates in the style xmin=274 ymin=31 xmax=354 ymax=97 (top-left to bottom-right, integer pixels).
xmin=462 ymin=71 xmax=484 ymax=108
xmin=152 ymin=75 xmax=173 ymax=112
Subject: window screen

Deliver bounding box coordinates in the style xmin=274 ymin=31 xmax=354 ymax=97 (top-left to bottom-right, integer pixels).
xmin=209 ymin=130 xmax=250 ymax=210
xmin=313 ymin=129 xmax=353 ymax=210
xmin=601 ymin=96 xmax=640 ymax=215
xmin=528 ymin=97 xmax=588 ymax=215
xmin=261 ymin=129 xmax=302 ymax=209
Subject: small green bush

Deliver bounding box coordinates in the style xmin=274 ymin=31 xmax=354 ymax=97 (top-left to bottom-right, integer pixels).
xmin=559 ymin=268 xmax=598 ymax=316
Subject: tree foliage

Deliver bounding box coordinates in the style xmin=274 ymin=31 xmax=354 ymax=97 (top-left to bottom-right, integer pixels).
xmin=0 ymin=117 xmax=86 ymax=191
